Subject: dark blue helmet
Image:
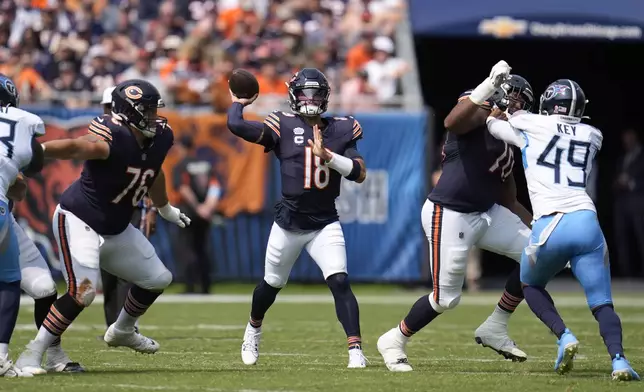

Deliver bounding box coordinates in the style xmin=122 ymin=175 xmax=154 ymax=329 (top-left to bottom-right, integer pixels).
xmin=539 ymin=79 xmax=587 ymax=118
xmin=112 ymin=79 xmax=166 ymax=138
xmin=0 ymin=74 xmax=19 ymax=108
xmin=497 ymin=74 xmax=534 ymax=114
xmin=287 ymin=68 xmax=330 ymax=116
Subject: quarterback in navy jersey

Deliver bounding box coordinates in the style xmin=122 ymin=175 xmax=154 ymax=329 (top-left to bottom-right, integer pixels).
xmin=15 ymin=80 xmax=191 ymax=376
xmin=227 ymin=68 xmax=368 ymax=368
xmin=378 ymin=61 xmax=536 ymax=372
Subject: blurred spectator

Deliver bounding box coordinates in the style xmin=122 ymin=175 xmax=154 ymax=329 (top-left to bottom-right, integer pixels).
xmin=345 ymin=32 xmax=374 ymax=77
xmin=338 ymin=69 xmax=377 ymax=112
xmin=0 ymin=49 xmax=52 ymax=102
xmin=51 ymin=61 xmax=91 ymax=108
xmin=84 ymin=45 xmax=118 ymax=96
xmin=173 ymin=53 xmax=211 ymax=104
xmin=364 ymin=36 xmax=408 ymax=103
xmin=256 ymin=60 xmax=288 ymax=95
xmin=613 ymin=128 xmax=644 ymax=277
xmin=118 ymin=49 xmax=169 ymax=101
xmin=172 ymin=135 xmax=221 ymax=294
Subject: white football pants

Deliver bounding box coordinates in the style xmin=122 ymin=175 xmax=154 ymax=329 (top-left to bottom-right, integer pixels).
xmin=52 ymin=205 xmax=172 ymax=306
xmin=264 ymin=221 xmax=348 ymax=288
xmin=13 ymin=214 xmax=57 ymax=299
xmin=422 ymin=199 xmax=530 ymax=312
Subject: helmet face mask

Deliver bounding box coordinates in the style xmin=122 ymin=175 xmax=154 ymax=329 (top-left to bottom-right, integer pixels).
xmin=498 ymin=75 xmax=534 ymax=114
xmin=287 ymin=68 xmax=330 ymax=117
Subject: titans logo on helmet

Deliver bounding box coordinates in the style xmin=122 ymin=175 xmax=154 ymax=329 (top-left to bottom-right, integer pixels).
xmin=543 ymin=84 xmax=571 ymax=100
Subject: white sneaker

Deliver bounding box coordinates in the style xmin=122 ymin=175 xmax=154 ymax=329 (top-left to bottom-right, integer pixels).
xmin=15 ymin=341 xmax=47 ymax=375
xmin=241 ymin=323 xmax=261 ymax=365
xmin=0 ymin=354 xmax=33 ymax=378
xmin=475 ymin=320 xmax=527 ymax=362
xmin=377 ymin=328 xmax=413 ymax=372
xmin=104 ymin=324 xmax=159 ymax=354
xmin=347 ymin=347 xmax=368 ymax=368
xmin=45 ymin=346 xmax=85 ymax=373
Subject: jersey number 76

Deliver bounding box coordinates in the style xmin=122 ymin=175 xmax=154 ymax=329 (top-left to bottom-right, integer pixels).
xmin=536 ymin=135 xmax=591 ymax=188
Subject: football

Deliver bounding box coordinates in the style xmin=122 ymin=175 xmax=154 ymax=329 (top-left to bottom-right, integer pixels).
xmin=228 ymin=69 xmax=260 ymax=99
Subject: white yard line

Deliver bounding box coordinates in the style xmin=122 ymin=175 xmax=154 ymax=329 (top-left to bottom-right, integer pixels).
xmin=18 ymin=294 xmax=644 ymax=307
xmin=72 ymin=383 xmax=297 ymax=392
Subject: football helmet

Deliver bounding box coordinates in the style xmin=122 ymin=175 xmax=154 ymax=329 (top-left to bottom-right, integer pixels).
xmin=496 ymin=74 xmax=534 ymax=114
xmin=539 ymin=79 xmax=587 ymax=119
xmin=0 ymin=73 xmax=19 ymax=107
xmin=112 ymin=79 xmax=166 ymax=138
xmin=287 ymin=68 xmax=330 ymax=116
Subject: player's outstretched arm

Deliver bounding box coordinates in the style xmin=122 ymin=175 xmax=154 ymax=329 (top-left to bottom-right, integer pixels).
xmin=499 ymin=175 xmax=533 ymax=228
xmin=42 ymin=134 xmax=110 ymax=161
xmin=148 ymin=169 xmax=191 ymax=228
xmin=23 ymin=136 xmax=44 ymax=177
xmin=486 ymin=110 xmax=526 ymax=148
xmin=445 ymin=61 xmax=511 ymax=135
xmin=226 ymin=92 xmax=278 ymax=149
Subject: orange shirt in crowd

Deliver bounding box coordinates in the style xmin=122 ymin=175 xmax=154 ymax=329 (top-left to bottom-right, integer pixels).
xmin=0 ymin=65 xmax=48 ymax=96
xmin=256 ymin=76 xmax=288 ymax=95
xmin=160 ymin=58 xmax=178 ymax=80
xmin=345 ymin=43 xmax=372 ymax=73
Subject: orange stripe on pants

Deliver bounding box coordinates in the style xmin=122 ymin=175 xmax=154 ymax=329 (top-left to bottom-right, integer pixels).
xmin=57 ymin=213 xmax=77 ymax=297
xmin=431 ymin=204 xmax=443 ymax=303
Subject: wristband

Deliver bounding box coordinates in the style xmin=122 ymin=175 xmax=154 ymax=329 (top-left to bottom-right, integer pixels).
xmin=469 ymin=78 xmax=496 ymax=106
xmin=325 ymin=151 xmax=354 ymax=177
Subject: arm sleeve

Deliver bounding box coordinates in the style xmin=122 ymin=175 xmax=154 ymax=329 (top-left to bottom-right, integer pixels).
xmin=486 ymin=117 xmax=526 ymax=148
xmin=226 ymin=103 xmax=279 ymax=150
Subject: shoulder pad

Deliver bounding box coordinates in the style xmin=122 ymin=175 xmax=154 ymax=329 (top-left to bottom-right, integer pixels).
xmin=22 ymin=111 xmax=46 ymax=136
xmin=87 ymin=115 xmax=115 ymax=143
xmin=508 ymin=111 xmax=533 ymax=129
xmin=350 ymin=117 xmax=363 ymax=141
xmin=280 ymin=111 xmax=295 ymax=117
xmin=263 ymin=111 xmax=282 ymax=138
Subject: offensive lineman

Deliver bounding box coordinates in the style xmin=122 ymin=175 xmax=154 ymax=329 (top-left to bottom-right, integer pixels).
xmin=377 ymin=61 xmax=535 ymax=371
xmin=0 ymin=74 xmax=45 ymax=377
xmin=227 ymin=68 xmax=368 ymax=368
xmin=486 ymin=79 xmax=640 ymax=381
xmin=15 ymin=79 xmax=191 ymax=375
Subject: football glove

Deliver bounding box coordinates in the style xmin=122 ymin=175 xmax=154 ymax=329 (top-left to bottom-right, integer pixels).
xmin=470 ymin=60 xmax=511 ymax=105
xmin=158 ymin=204 xmax=191 ymax=228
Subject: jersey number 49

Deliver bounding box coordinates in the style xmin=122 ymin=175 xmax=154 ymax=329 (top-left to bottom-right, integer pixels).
xmin=536 ymin=135 xmax=591 ymax=188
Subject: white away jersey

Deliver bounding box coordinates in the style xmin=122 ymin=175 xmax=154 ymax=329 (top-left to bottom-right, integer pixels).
xmin=487 ymin=112 xmax=601 ymax=220
xmin=0 ymin=107 xmax=46 ymax=202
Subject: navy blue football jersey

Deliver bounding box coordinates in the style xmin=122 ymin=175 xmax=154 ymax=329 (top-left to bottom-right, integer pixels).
xmin=263 ymin=111 xmax=363 ymax=232
xmin=59 ymin=115 xmax=174 ymax=235
xmin=429 ymin=91 xmax=514 ymax=213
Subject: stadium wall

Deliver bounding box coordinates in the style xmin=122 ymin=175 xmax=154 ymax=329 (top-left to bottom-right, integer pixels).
xmin=17 ymin=107 xmax=429 ymax=283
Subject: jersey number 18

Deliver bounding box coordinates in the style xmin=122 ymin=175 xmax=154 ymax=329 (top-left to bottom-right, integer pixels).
xmin=304 ymin=147 xmax=330 ymax=189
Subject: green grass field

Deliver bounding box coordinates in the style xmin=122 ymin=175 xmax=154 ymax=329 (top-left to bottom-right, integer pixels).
xmin=3 ymin=285 xmax=644 ymax=392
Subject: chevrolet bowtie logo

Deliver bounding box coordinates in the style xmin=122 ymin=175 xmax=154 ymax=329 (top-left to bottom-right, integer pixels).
xmin=478 ymin=16 xmax=528 ymax=39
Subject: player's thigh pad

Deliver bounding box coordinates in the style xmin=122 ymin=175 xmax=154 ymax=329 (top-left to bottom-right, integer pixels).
xmin=305 ymin=221 xmax=347 ymax=279
xmin=13 ymin=214 xmax=56 ymax=298
xmin=52 ymin=205 xmax=101 ymax=305
xmin=421 ymin=200 xmax=480 ymax=312
xmin=100 ymin=224 xmax=172 ymax=291
xmin=264 ymin=222 xmax=310 ymax=288
xmin=0 ymin=203 xmax=19 ymax=283
xmin=478 ymin=204 xmax=530 ymax=262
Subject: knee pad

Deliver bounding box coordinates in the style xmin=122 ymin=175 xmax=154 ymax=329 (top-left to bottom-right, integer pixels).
xmin=145 ymin=270 xmax=173 ymax=291
xmin=74 ymin=278 xmax=96 ymax=307
xmin=264 ymin=273 xmax=287 ymax=289
xmin=429 ymin=291 xmax=461 ymax=313
xmin=23 ymin=275 xmax=57 ymax=299
xmin=326 ymin=273 xmax=350 ymax=294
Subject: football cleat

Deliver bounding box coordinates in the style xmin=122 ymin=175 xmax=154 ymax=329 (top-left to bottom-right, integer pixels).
xmin=241 ymin=323 xmax=261 ymax=365
xmin=347 ymin=346 xmax=368 ymax=368
xmin=0 ymin=354 xmax=33 ymax=378
xmin=14 ymin=341 xmax=47 ymax=375
xmin=475 ymin=321 xmax=527 ymax=362
xmin=45 ymin=346 xmax=85 ymax=373
xmin=611 ymin=354 xmax=640 ymax=381
xmin=104 ymin=324 xmax=159 ymax=354
xmin=554 ymin=329 xmax=579 ymax=375
xmin=377 ymin=328 xmax=413 ymax=372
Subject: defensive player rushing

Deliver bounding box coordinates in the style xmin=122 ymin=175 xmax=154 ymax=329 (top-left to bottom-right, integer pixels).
xmin=486 ymin=79 xmax=640 ymax=381
xmin=15 ymin=79 xmax=191 ymax=375
xmin=378 ymin=61 xmax=535 ymax=371
xmin=0 ymin=74 xmax=46 ymax=377
xmin=227 ymin=68 xmax=368 ymax=368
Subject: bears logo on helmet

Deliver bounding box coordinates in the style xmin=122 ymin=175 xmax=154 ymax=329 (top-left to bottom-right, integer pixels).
xmin=124 ymin=86 xmax=144 ymax=100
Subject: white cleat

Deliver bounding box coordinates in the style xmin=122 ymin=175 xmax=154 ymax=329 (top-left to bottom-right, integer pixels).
xmin=377 ymin=328 xmax=413 ymax=372
xmin=104 ymin=324 xmax=159 ymax=354
xmin=347 ymin=347 xmax=368 ymax=368
xmin=14 ymin=342 xmax=47 ymax=375
xmin=475 ymin=321 xmax=527 ymax=362
xmin=0 ymin=354 xmax=33 ymax=378
xmin=241 ymin=324 xmax=261 ymax=365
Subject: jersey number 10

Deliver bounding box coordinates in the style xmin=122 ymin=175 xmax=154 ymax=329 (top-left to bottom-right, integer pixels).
xmin=536 ymin=135 xmax=591 ymax=188
xmin=304 ymin=147 xmax=330 ymax=189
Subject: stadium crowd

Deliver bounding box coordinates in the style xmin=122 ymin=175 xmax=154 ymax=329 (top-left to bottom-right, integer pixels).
xmin=0 ymin=0 xmax=408 ymax=112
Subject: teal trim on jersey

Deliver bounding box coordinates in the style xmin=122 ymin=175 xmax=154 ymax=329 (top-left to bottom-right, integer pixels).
xmin=520 ymin=131 xmax=529 ymax=168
